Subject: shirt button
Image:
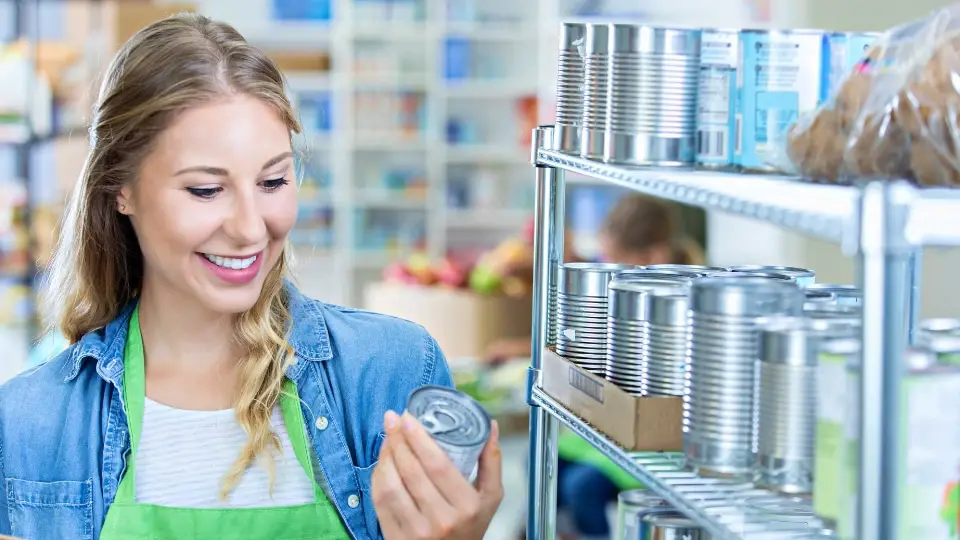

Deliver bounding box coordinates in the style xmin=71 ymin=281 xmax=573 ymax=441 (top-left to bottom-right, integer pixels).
xmin=315 ymin=416 xmax=329 ymax=431
xmin=347 ymin=494 xmax=360 ymax=508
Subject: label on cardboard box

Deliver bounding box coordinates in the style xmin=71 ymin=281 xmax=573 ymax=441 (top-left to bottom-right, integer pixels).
xmin=568 ymin=367 xmax=604 ymax=403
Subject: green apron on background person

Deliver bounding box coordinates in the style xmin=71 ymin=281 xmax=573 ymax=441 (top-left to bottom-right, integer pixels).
xmin=556 ymin=429 xmax=643 ymax=491
xmin=101 ymin=307 xmax=352 ymax=540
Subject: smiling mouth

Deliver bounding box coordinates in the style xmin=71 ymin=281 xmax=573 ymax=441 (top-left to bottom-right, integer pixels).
xmin=202 ymin=253 xmax=259 ymax=270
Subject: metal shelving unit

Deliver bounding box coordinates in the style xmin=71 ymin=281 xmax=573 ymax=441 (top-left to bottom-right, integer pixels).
xmin=523 ymin=125 xmax=952 ymax=540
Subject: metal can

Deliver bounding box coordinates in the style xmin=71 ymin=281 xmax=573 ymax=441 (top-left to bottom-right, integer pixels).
xmin=806 ymin=284 xmax=861 ymax=306
xmin=917 ymin=330 xmax=960 ymax=366
xmin=826 ymin=31 xmax=881 ymax=97
xmin=736 ymin=29 xmax=829 ymax=171
xmin=406 ymin=385 xmax=491 ymax=481
xmin=896 ymin=349 xmax=960 ymax=539
xmin=615 ymin=489 xmax=669 ymax=540
xmin=644 ymin=263 xmax=727 ymax=276
xmin=581 ymin=23 xmax=612 ymax=160
xmin=813 ymin=336 xmax=859 ymax=532
xmin=727 ymin=265 xmax=816 ymax=287
xmin=707 ymin=270 xmax=795 ymax=283
xmin=696 ymin=28 xmax=740 ymax=169
xmin=919 ymin=317 xmax=960 ymax=335
xmin=805 ymin=288 xmax=836 ymax=304
xmin=554 ymin=22 xmax=587 ymax=154
xmin=640 ymin=512 xmax=707 ymax=539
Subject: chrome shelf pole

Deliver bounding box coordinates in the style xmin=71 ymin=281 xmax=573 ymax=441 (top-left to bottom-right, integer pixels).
xmin=856 ymin=181 xmax=913 ymax=540
xmin=526 ymin=126 xmax=565 ymax=540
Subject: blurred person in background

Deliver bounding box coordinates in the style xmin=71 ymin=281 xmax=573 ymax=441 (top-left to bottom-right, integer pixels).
xmin=0 ymin=14 xmax=501 ymax=540
xmin=489 ymin=194 xmax=704 ymax=540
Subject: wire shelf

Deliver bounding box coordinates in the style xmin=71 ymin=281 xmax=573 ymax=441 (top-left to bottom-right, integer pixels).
xmin=536 ymin=149 xmax=856 ymax=244
xmin=531 ymin=387 xmax=833 ymax=540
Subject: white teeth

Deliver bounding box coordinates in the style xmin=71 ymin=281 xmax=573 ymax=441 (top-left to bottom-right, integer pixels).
xmin=203 ymin=254 xmax=257 ymax=270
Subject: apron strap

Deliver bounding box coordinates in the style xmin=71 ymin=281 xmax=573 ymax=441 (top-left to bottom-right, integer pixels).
xmin=117 ymin=306 xmax=324 ymax=503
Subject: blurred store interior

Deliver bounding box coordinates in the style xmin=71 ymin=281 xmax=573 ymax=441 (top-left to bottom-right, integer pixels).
xmin=3 ymin=0 xmax=960 ymax=538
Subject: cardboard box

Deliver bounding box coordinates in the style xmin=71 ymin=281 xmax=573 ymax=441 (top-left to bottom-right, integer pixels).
xmin=541 ymin=348 xmax=683 ymax=451
xmin=363 ymin=282 xmax=532 ymax=359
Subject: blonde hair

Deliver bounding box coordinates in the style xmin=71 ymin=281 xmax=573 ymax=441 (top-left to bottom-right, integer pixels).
xmin=42 ymin=13 xmax=301 ymax=498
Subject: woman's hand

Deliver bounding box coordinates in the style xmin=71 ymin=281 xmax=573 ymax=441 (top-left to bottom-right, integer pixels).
xmin=371 ymin=410 xmax=504 ymax=540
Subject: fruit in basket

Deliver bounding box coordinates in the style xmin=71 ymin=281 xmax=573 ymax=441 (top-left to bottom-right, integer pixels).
xmin=468 ymin=265 xmax=502 ymax=295
xmin=405 ymin=252 xmax=436 ymax=285
xmin=435 ymin=257 xmax=468 ymax=288
xmin=383 ymin=262 xmax=418 ymax=285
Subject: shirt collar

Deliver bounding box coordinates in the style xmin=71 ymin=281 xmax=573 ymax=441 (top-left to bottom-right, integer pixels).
xmin=64 ymin=281 xmax=333 ymax=383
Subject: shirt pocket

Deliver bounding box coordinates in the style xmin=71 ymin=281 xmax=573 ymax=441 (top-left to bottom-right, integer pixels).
xmin=354 ymin=432 xmax=385 ymax=539
xmin=5 ymin=478 xmax=94 ymax=540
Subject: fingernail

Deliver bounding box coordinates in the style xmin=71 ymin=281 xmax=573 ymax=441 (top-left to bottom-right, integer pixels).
xmin=402 ymin=412 xmax=418 ymax=432
xmin=384 ymin=410 xmax=400 ymax=431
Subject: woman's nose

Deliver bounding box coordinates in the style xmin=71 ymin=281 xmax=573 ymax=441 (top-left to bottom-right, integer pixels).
xmin=223 ymin=192 xmax=267 ymax=245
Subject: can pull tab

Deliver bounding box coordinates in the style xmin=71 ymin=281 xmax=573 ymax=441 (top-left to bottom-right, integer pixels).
xmin=418 ymin=409 xmax=459 ymax=436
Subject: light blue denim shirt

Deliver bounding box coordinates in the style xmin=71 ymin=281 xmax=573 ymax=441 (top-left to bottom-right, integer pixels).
xmin=0 ymin=283 xmax=453 ymax=539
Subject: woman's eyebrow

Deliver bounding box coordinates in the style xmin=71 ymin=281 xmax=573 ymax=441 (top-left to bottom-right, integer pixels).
xmin=173 ymin=151 xmax=294 ymax=177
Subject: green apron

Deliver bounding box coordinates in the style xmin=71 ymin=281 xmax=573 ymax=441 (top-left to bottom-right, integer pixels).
xmin=101 ymin=307 xmax=352 ymax=540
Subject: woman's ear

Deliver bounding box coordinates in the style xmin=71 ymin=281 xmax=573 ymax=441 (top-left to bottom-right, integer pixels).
xmin=117 ymin=186 xmax=134 ymax=215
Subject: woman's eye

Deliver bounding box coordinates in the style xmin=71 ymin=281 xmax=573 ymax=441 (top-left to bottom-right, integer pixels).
xmin=186 ymin=187 xmax=222 ymax=199
xmin=262 ymin=177 xmax=290 ymax=191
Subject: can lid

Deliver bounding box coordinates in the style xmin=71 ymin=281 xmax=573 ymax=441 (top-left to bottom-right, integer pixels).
xmin=905 ymin=347 xmax=938 ymax=371
xmin=727 ymin=265 xmax=815 ymax=278
xmin=917 ymin=331 xmax=960 ymax=354
xmin=708 ymin=270 xmax=795 ymax=282
xmin=919 ymin=318 xmax=960 ymax=334
xmin=640 ymin=511 xmax=696 ymax=527
xmin=407 ymin=386 xmax=491 ymax=447
xmin=645 ymin=264 xmax=726 ymax=275
xmin=821 ymin=336 xmax=861 ymax=357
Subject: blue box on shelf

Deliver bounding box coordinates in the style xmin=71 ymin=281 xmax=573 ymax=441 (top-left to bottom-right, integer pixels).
xmin=272 ymin=0 xmax=333 ymax=21
xmin=443 ymin=38 xmax=471 ymax=80
xmin=298 ymin=92 xmax=334 ymax=133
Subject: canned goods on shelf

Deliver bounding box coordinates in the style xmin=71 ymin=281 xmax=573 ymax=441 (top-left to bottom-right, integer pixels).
xmin=697 ymin=28 xmax=740 ymax=169
xmin=604 ymin=24 xmax=702 ymax=167
xmin=806 ymin=284 xmax=861 ymax=306
xmin=804 ymin=288 xmax=836 ymax=304
xmin=826 ymin=31 xmax=881 ymax=97
xmin=919 ymin=317 xmax=960 ymax=335
xmin=813 ymin=336 xmax=860 ymax=533
xmin=605 ymin=279 xmax=690 ymax=397
xmin=581 ymin=23 xmax=612 ymax=160
xmin=640 ymin=512 xmax=707 ymax=539
xmin=685 ymin=276 xmax=804 ymax=476
xmin=644 ymin=263 xmax=727 ymax=276
xmin=557 ymin=262 xmax=636 ymax=374
xmin=554 ymin=22 xmax=587 ymax=154
xmin=615 ymin=489 xmax=669 ymax=540
xmin=727 ymin=265 xmax=816 ymax=287
xmin=916 ymin=329 xmax=960 ymax=365
xmin=613 ymin=267 xmax=701 ymax=283
xmin=707 ymin=270 xmax=796 ymax=283
xmin=736 ymin=30 xmax=829 ymax=172
xmin=407 ymin=385 xmax=491 ymax=482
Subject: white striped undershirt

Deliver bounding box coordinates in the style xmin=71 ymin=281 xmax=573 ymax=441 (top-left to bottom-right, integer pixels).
xmin=134 ymin=398 xmax=315 ymax=508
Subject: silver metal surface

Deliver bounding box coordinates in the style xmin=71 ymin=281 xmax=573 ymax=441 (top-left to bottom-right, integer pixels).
xmin=616 ymin=490 xmax=669 ymax=540
xmin=531 ymin=125 xmax=556 ymax=164
xmin=805 ymin=284 xmax=861 ymax=306
xmin=641 ymin=512 xmax=707 ymax=539
xmin=856 ymin=181 xmax=913 ymax=540
xmin=803 ymin=289 xmax=835 ymax=304
xmin=604 ymin=24 xmax=702 ymax=166
xmin=581 ymin=23 xmax=611 ymax=160
xmin=755 ymin=317 xmax=819 ymax=495
xmin=532 ymin=387 xmax=828 ymax=539
xmin=561 ymin=262 xmax=637 ymax=297
xmin=728 ymin=265 xmax=816 ymax=287
xmin=686 ymin=277 xmax=804 ymax=476
xmin=645 ymin=263 xmax=727 ymax=275
xmin=527 ymin=127 xmax=565 ymax=540
xmin=535 ymin=149 xmax=853 ymax=243
xmin=708 ymin=270 xmax=795 ymax=283
xmin=554 ymin=23 xmax=587 ymax=154
xmin=408 ymin=386 xmax=490 ymax=480
xmin=605 ymin=280 xmax=690 ymax=396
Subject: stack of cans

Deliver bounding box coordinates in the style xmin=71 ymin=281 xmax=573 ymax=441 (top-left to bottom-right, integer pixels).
xmin=605 ymin=278 xmax=690 ymax=396
xmin=604 ymin=25 xmax=702 ymax=167
xmin=556 ymin=262 xmax=635 ymax=375
xmin=553 ymin=22 xmax=587 ymax=154
xmin=727 ymin=265 xmax=816 ymax=287
xmin=581 ymin=23 xmax=611 ymax=160
xmin=684 ymin=275 xmax=804 ymax=476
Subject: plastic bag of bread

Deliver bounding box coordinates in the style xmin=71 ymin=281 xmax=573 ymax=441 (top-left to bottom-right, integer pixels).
xmin=786 ymin=5 xmax=960 ymax=186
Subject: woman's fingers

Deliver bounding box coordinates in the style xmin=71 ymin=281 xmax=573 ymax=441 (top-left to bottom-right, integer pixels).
xmin=387 ymin=413 xmax=456 ymax=517
xmin=475 ymin=420 xmax=504 ymax=505
xmin=371 ymin=429 xmax=431 ymax=538
xmin=399 ymin=412 xmax=478 ymax=508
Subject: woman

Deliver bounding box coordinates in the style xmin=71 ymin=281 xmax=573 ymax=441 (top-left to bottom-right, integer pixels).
xmin=0 ymin=14 xmax=501 ymax=540
xmin=493 ymin=194 xmax=703 ymax=540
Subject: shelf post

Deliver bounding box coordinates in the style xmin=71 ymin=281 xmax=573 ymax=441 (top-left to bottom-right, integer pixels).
xmin=855 ymin=181 xmax=914 ymax=540
xmin=526 ymin=125 xmax=564 ymax=540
